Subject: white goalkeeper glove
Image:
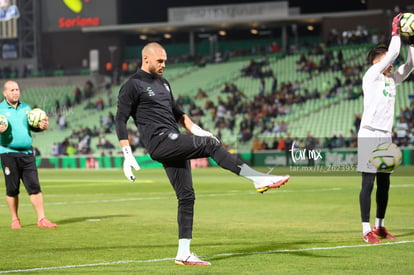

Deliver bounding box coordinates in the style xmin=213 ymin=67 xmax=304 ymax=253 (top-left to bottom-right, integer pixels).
xmin=122 ymin=146 xmax=141 ymax=182
xmin=190 ymin=124 xmax=220 ymax=143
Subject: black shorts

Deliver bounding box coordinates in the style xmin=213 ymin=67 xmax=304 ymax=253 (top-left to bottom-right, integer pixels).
xmin=0 ymin=153 xmax=41 ymax=196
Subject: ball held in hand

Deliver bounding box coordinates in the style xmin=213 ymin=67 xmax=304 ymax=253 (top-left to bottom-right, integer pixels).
xmin=28 ymin=108 xmax=47 ymax=128
xmin=0 ymin=114 xmax=8 ymax=131
xmin=400 ymin=12 xmax=414 ymax=37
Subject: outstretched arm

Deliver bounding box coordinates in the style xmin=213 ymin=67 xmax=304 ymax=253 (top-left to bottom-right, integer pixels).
xmin=394 ymin=45 xmax=414 ymax=84
xmin=365 ymin=14 xmax=402 ymax=79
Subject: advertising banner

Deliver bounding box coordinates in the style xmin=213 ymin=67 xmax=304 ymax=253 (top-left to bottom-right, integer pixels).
xmin=40 ymin=0 xmax=117 ymax=32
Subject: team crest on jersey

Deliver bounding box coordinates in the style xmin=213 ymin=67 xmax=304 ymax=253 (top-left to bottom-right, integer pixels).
xmin=382 ymin=81 xmax=395 ymax=98
xmin=146 ymin=86 xmax=155 ymax=96
xmin=168 ymin=133 xmax=178 ymax=140
xmin=4 ymin=166 xmax=10 ymax=176
xmin=163 ymin=83 xmax=171 ymax=93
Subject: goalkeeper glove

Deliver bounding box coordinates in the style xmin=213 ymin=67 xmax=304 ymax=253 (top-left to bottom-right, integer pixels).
xmin=392 ymin=13 xmax=403 ymax=36
xmin=190 ymin=124 xmax=220 ymax=143
xmin=122 ymin=146 xmax=140 ymax=182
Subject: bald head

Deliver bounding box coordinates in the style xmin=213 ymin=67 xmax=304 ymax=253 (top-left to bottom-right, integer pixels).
xmin=141 ymin=42 xmax=167 ymax=76
xmin=142 ymin=42 xmax=165 ymax=57
xmin=3 ymin=80 xmax=21 ymax=107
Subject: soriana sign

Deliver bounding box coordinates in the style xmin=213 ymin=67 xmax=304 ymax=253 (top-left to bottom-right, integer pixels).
xmin=59 ymin=0 xmax=99 ymax=28
xmin=40 ymin=0 xmax=117 ymax=32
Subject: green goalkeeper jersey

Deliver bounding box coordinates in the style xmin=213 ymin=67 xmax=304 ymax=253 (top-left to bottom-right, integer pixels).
xmin=0 ymin=99 xmax=33 ymax=154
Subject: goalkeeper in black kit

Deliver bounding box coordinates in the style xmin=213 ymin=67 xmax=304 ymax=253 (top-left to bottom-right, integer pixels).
xmin=115 ymin=42 xmax=290 ymax=266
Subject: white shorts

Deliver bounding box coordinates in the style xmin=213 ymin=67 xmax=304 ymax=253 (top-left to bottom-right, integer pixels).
xmin=357 ymin=127 xmax=392 ymax=173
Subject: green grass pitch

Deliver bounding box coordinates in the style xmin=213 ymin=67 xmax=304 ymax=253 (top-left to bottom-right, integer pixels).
xmin=0 ymin=167 xmax=413 ymax=274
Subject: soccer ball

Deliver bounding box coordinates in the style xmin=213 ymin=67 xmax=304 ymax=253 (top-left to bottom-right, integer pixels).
xmin=370 ymin=142 xmax=402 ymax=172
xmin=28 ymin=108 xmax=47 ymax=128
xmin=400 ymin=12 xmax=414 ymax=37
xmin=0 ymin=114 xmax=8 ymax=130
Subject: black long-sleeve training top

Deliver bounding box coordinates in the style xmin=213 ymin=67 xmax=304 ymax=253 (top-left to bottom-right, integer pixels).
xmin=115 ymin=69 xmax=185 ymax=153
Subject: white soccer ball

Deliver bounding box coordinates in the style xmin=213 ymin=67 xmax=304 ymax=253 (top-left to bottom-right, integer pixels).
xmin=0 ymin=114 xmax=8 ymax=130
xmin=28 ymin=108 xmax=47 ymax=128
xmin=370 ymin=142 xmax=402 ymax=172
xmin=400 ymin=12 xmax=414 ymax=37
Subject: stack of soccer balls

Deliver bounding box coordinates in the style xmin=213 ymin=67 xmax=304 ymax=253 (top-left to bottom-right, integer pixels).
xmin=370 ymin=142 xmax=402 ymax=172
xmin=400 ymin=12 xmax=414 ymax=37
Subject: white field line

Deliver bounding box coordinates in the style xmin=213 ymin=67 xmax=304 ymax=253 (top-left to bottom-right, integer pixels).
xmin=0 ymin=188 xmax=343 ymax=207
xmin=0 ymin=240 xmax=413 ymax=273
xmin=0 ymin=184 xmax=412 ymax=207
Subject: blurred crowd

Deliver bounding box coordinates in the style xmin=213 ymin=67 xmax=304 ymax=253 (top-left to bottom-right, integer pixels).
xmin=38 ymin=33 xmax=414 ymax=156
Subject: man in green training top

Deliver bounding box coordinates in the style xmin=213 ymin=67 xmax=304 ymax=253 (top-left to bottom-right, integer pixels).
xmin=0 ymin=80 xmax=57 ymax=229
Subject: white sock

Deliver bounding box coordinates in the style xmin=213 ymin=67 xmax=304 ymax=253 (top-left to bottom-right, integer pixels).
xmin=176 ymin=238 xmax=191 ymax=260
xmin=362 ymin=222 xmax=371 ymax=235
xmin=375 ymin=218 xmax=384 ymax=228
xmin=239 ymin=164 xmax=264 ymax=178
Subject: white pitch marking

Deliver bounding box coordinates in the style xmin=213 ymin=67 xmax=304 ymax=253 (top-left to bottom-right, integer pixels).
xmin=1 ymin=185 xmax=413 ymax=208
xmin=0 ymin=188 xmax=343 ymax=208
xmin=0 ymin=240 xmax=413 ymax=273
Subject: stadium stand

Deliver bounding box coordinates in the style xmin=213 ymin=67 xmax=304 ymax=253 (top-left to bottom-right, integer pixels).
xmin=17 ymin=42 xmax=414 ymax=156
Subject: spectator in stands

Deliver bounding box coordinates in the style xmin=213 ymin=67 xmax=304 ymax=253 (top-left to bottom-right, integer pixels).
xmin=57 ymin=113 xmax=66 ymax=131
xmin=395 ymin=116 xmax=409 ymax=146
xmin=337 ymin=49 xmax=344 ymax=65
xmin=96 ymin=98 xmax=104 ymax=111
xmin=127 ymin=129 xmax=141 ymax=151
xmin=336 ymin=132 xmax=345 ymax=148
xmin=354 ymin=113 xmax=362 ymax=133
xmin=97 ymin=135 xmax=115 ymax=149
xmin=269 ymin=137 xmax=279 ymax=150
xmin=107 ymin=87 xmax=114 ymax=107
xmin=73 ymin=87 xmax=82 ymax=105
xmin=78 ymin=133 xmax=91 ymax=154
xmin=196 ymin=88 xmax=207 ymax=99
xmin=0 ymin=80 xmax=57 ymax=229
xmin=259 ymin=78 xmax=265 ymax=95
xmin=252 ymin=137 xmax=266 ymax=151
xmin=278 ymin=121 xmax=288 ymax=133
xmin=347 ymin=129 xmax=358 ymax=148
xmin=84 ymin=80 xmax=94 ymax=99
xmin=311 ymin=88 xmax=320 ymax=99
xmin=284 ymin=133 xmax=293 ymax=166
xmin=271 ymin=74 xmax=278 ymax=93
xmin=64 ymin=95 xmax=72 ymax=109
xmin=65 ymin=143 xmax=77 ymax=156
xmin=54 ymin=99 xmax=61 ymax=116
xmin=51 ymin=143 xmax=60 ymax=156
xmin=102 ymin=112 xmax=115 ymax=131
xmin=84 ymin=100 xmax=95 ymax=110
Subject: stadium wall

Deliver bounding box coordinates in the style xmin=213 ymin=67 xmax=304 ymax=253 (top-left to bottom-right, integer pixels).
xmin=32 ymin=148 xmax=414 ymax=169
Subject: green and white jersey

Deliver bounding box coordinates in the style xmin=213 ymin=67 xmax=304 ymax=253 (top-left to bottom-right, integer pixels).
xmin=361 ymin=36 xmax=414 ymax=133
xmin=0 ymin=100 xmax=33 ymax=154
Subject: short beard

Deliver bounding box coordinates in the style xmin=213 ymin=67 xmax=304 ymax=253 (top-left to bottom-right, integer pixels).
xmin=149 ymin=66 xmax=162 ymax=78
